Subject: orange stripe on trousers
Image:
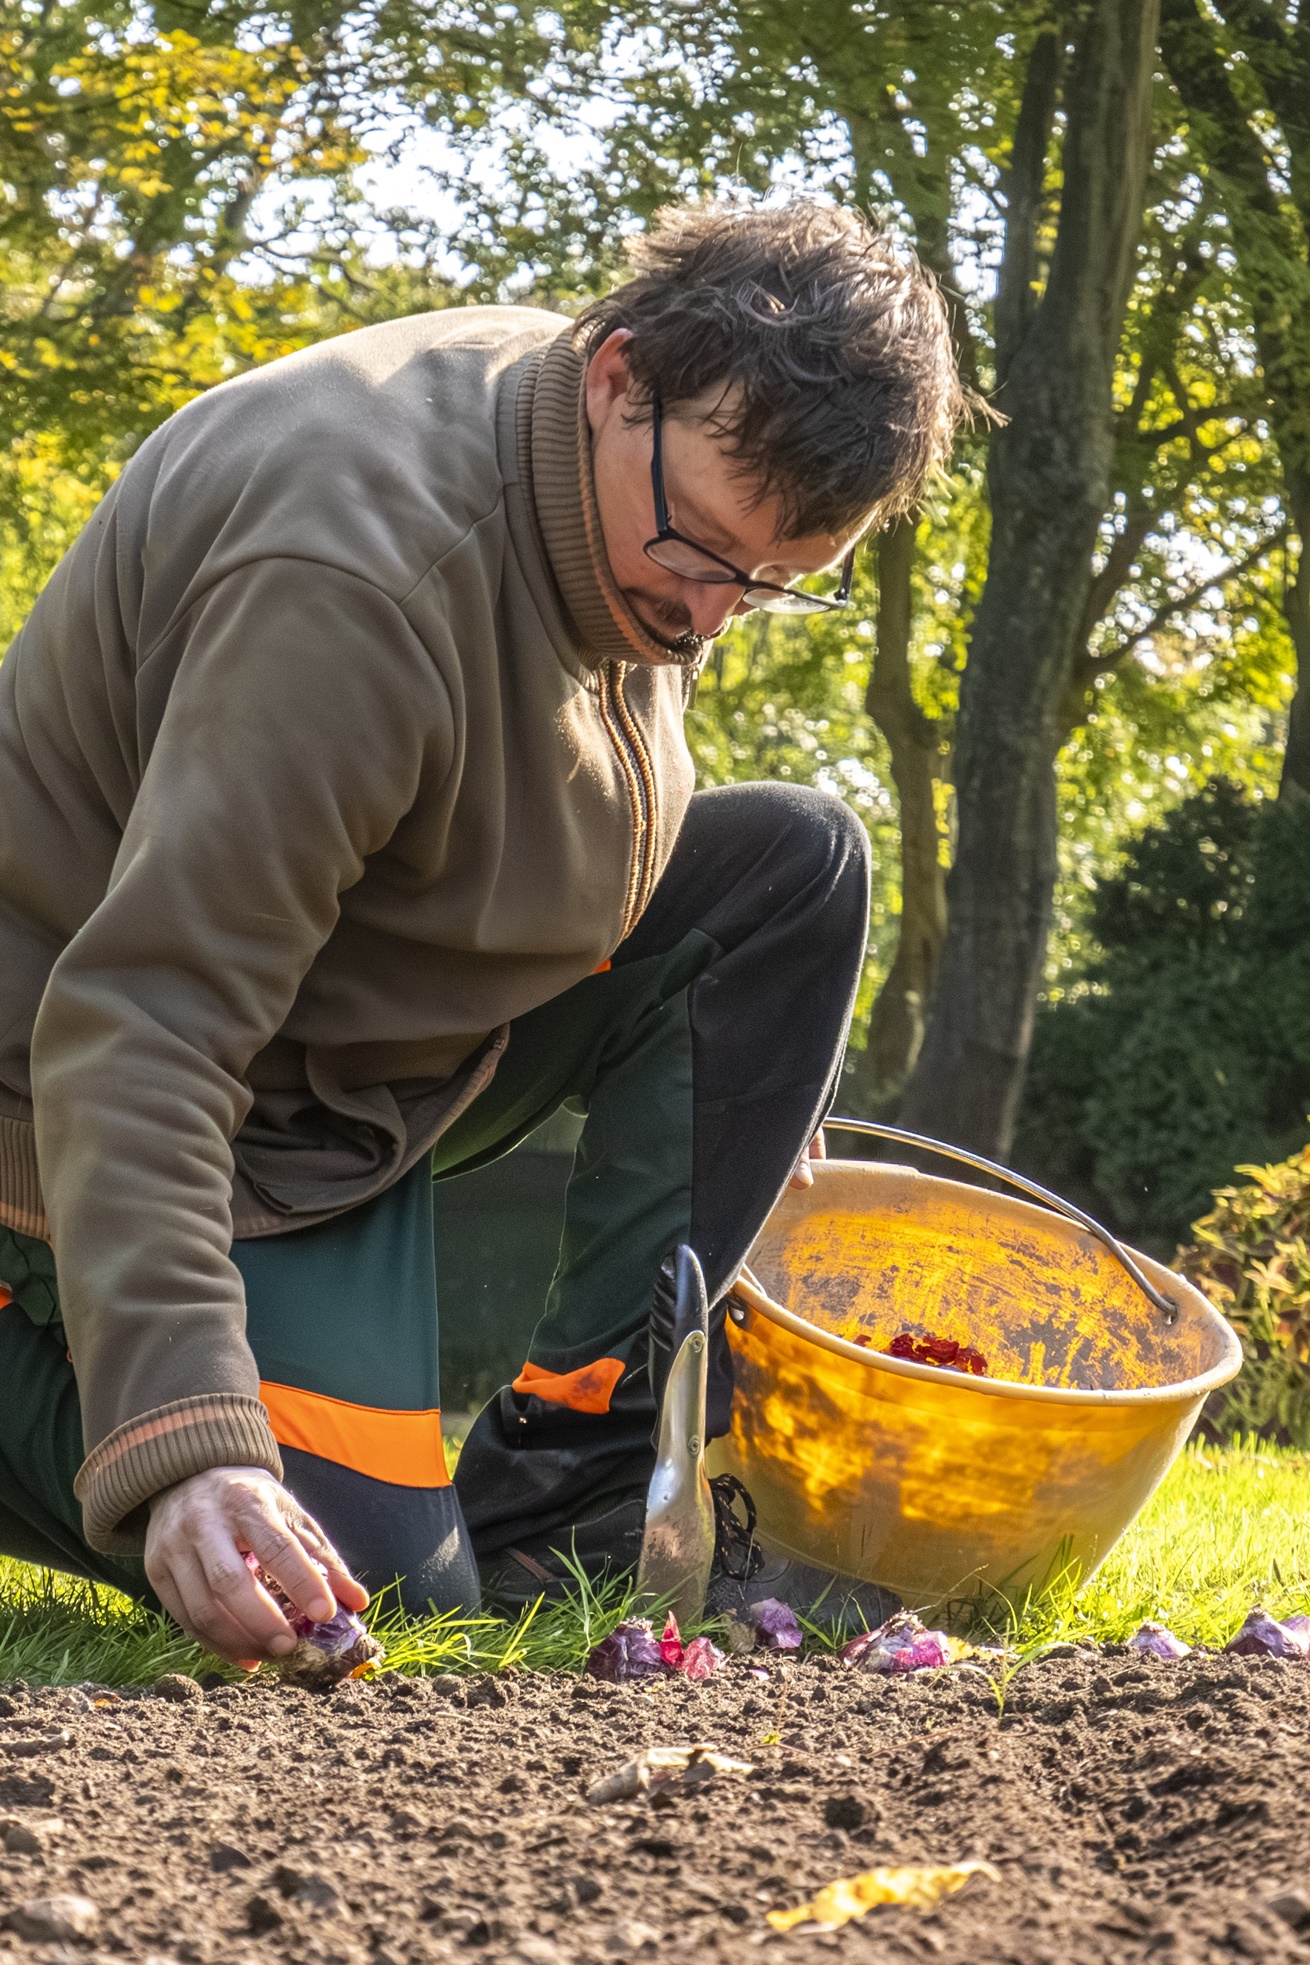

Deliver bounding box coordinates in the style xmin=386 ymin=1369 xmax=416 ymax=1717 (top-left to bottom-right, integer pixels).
xmin=259 ymin=1381 xmax=450 ymax=1489
xmin=511 ymin=1357 xmax=625 ymax=1415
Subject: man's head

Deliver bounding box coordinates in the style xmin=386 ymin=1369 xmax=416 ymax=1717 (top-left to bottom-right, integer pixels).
xmin=578 ymin=199 xmax=967 ymax=661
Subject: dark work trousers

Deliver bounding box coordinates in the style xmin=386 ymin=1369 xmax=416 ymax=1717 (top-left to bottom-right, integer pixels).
xmin=446 ymin=782 xmax=871 ymax=1559
xmin=0 ymin=783 xmax=870 ymax=1614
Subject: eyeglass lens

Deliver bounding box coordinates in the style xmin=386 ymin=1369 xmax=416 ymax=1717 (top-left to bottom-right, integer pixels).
xmin=646 ymin=537 xmax=836 ymax=613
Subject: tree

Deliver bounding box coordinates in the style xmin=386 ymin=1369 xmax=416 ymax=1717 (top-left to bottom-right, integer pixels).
xmin=0 ymin=0 xmax=469 ymax=623
xmin=5 ymin=0 xmax=1300 ymax=1161
xmin=1015 ymin=781 xmax=1310 ymax=1243
xmin=898 ymin=3 xmax=1160 ymax=1151
xmin=1160 ymin=0 xmax=1310 ymax=799
xmin=416 ymin=0 xmax=1299 ymax=1139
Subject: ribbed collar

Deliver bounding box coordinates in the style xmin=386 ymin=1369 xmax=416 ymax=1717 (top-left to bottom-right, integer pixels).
xmin=524 ymin=327 xmax=689 ymax=670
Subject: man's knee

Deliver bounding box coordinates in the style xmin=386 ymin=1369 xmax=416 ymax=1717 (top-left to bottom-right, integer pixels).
xmin=780 ymin=782 xmax=871 ymax=897
xmin=694 ymin=781 xmax=869 ymax=899
xmin=280 ymin=1447 xmax=479 ymax=1617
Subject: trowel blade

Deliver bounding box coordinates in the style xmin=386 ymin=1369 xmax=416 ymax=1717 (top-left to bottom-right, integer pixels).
xmin=637 ymin=1246 xmax=716 ymax=1626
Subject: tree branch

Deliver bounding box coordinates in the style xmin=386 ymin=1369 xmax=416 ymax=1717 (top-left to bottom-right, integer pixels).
xmin=1080 ymin=520 xmax=1291 ymax=677
xmin=992 ymin=22 xmax=1062 ymax=385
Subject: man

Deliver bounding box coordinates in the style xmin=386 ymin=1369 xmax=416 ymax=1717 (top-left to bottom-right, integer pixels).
xmin=0 ymin=200 xmax=963 ymax=1665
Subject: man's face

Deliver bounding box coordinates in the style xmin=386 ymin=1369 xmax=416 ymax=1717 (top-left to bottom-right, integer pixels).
xmin=585 ymin=329 xmax=862 ymax=661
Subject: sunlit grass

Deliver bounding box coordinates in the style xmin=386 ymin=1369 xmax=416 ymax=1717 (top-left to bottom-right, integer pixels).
xmin=0 ymin=1564 xmax=211 ymax=1687
xmin=998 ymin=1436 xmax=1310 ymax=1656
xmin=0 ymin=1439 xmax=1307 ymax=1685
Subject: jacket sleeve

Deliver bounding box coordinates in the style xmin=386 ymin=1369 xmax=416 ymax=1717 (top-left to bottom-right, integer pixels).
xmin=31 ymin=557 xmax=452 ymax=1552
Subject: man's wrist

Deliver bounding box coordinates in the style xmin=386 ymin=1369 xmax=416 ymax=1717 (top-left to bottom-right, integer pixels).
xmin=76 ymin=1395 xmax=283 ymax=1555
xmin=148 ymin=1464 xmax=284 ymax=1515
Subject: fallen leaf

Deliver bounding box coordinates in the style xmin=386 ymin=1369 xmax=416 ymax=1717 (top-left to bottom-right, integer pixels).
xmin=766 ymin=1861 xmax=1000 ymax=1932
xmin=945 ymin=1636 xmax=1005 ymax=1664
xmin=5 ymin=1895 xmax=100 ymax=1943
xmin=586 ymin=1743 xmax=753 ymax=1806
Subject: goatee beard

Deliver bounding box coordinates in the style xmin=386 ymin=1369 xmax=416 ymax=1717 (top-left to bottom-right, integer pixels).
xmin=630 ymin=601 xmax=710 ymax=670
xmin=664 ymin=629 xmax=709 ymax=669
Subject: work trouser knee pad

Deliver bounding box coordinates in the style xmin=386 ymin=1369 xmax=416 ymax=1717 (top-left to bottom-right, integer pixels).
xmin=280 ymin=1447 xmax=481 ymax=1619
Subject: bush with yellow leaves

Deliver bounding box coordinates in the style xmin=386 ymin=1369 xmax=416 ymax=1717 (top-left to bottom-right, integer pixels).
xmin=1178 ymin=1139 xmax=1310 ymax=1445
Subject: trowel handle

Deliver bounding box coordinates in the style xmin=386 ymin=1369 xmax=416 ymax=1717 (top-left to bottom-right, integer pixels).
xmin=668 ymin=1244 xmax=710 ymax=1353
xmin=822 ymin=1117 xmax=1180 ymax=1324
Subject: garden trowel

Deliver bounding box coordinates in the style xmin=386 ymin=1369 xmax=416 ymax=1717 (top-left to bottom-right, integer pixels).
xmin=637 ymin=1243 xmax=716 ymax=1625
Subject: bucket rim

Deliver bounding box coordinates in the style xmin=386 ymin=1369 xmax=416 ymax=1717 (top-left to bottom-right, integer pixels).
xmin=734 ymin=1163 xmax=1244 ymax=1407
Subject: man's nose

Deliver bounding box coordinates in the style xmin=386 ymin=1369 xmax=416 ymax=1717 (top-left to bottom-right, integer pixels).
xmin=683 ymin=582 xmax=746 ymax=638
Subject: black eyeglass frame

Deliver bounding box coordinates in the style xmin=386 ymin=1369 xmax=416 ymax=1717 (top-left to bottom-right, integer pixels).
xmin=642 ymin=392 xmax=856 ymax=614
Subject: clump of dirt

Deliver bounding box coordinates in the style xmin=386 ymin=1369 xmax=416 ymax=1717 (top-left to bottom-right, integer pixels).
xmin=0 ymin=1647 xmax=1305 ymax=1962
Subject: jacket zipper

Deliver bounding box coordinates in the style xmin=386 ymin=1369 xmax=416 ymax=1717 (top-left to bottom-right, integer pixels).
xmin=599 ymin=662 xmax=659 ymax=939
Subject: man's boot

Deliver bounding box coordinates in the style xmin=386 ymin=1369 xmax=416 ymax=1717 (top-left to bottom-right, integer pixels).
xmin=478 ymin=1248 xmax=898 ymax=1631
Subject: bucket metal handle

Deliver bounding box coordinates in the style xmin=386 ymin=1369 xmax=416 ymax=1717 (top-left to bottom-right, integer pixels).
xmin=821 ymin=1117 xmax=1180 ymax=1324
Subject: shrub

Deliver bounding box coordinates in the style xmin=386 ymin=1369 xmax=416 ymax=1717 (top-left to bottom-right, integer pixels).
xmin=1179 ymin=1143 xmax=1310 ymax=1447
xmin=1013 ymin=783 xmax=1310 ymax=1246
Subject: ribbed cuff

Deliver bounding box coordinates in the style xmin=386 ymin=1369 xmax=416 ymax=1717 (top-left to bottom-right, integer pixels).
xmin=0 ymin=1115 xmax=47 ymax=1241
xmin=75 ymin=1394 xmax=283 ymax=1554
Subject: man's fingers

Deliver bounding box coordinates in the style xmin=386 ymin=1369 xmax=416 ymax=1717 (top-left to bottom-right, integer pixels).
xmin=788 ymin=1128 xmax=827 ymax=1189
xmin=240 ymin=1512 xmax=339 ymax=1623
xmin=293 ymin=1520 xmax=369 ymax=1612
xmin=145 ymin=1469 xmax=368 ymax=1663
xmin=192 ymin=1536 xmax=300 ymax=1654
xmin=160 ymin=1550 xmax=273 ymax=1666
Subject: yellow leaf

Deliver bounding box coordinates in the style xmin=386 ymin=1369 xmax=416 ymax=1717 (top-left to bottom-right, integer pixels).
xmin=766 ymin=1861 xmax=1000 ymax=1932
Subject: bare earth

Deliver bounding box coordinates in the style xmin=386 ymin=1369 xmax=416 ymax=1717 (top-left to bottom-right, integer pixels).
xmin=0 ymin=1646 xmax=1304 ymax=1965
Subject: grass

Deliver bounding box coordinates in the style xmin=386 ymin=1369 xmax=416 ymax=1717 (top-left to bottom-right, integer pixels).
xmin=998 ymin=1435 xmax=1310 ymax=1657
xmin=1 ymin=1438 xmax=1307 ymax=1687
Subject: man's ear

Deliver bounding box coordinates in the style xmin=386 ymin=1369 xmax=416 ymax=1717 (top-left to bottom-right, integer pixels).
xmin=585 ymin=328 xmax=637 ymax=434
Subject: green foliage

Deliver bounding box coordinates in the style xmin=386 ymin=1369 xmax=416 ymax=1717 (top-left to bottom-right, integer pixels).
xmin=1179 ymin=1143 xmax=1310 ymax=1449
xmin=1015 ymin=782 xmax=1310 ymax=1245
xmin=0 ymin=0 xmax=473 ymax=630
xmin=411 ymin=0 xmax=1301 ymax=1046
xmin=686 ymin=561 xmax=905 ymax=1015
xmin=2 ymin=0 xmax=1302 ymax=1032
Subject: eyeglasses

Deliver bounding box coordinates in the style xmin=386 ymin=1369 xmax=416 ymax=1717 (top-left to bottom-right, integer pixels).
xmin=642 ymin=393 xmax=855 ymax=615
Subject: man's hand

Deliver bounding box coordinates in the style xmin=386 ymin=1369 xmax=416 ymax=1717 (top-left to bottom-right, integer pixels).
xmin=145 ymin=1466 xmax=368 ymax=1669
xmin=788 ymin=1127 xmax=827 ymax=1189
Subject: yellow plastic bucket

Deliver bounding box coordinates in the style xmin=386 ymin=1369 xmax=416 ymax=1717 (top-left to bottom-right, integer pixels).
xmin=708 ymin=1131 xmax=1242 ymax=1615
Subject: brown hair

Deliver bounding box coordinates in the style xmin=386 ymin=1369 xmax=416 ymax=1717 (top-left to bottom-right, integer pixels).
xmin=576 ymin=199 xmax=968 ymax=541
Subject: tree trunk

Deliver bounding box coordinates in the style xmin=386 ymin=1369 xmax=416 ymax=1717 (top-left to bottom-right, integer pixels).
xmin=900 ymin=1 xmax=1161 ymax=1157
xmin=838 ymin=97 xmax=975 ymax=1108
xmin=844 ymin=512 xmax=948 ymax=1112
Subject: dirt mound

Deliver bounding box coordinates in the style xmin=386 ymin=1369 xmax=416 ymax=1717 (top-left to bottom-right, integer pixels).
xmin=0 ymin=1647 xmax=1303 ymax=1962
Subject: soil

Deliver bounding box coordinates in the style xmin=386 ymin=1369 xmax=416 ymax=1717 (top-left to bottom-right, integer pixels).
xmin=0 ymin=1645 xmax=1305 ymax=1965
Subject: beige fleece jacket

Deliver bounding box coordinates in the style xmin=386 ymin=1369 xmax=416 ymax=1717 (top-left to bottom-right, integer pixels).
xmin=0 ymin=306 xmax=695 ymax=1550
